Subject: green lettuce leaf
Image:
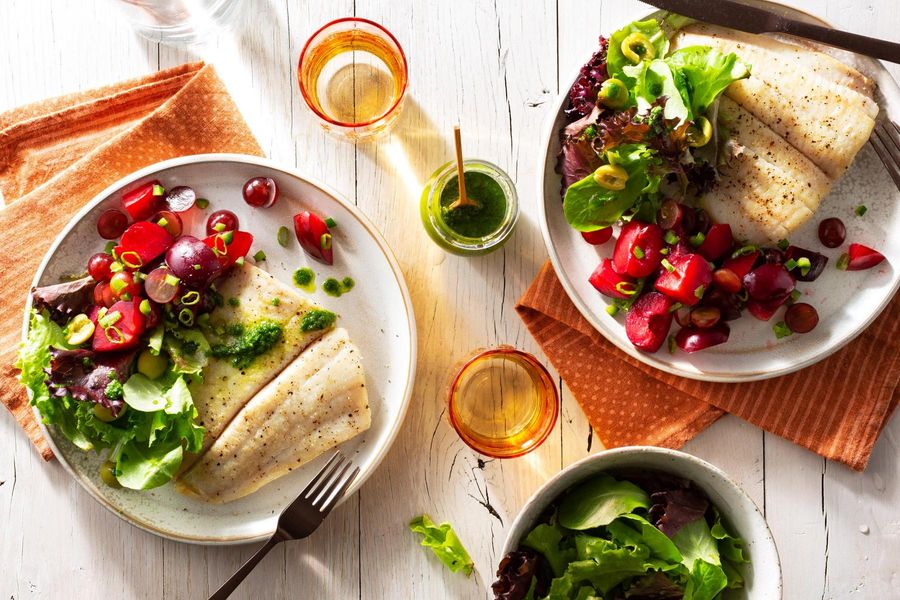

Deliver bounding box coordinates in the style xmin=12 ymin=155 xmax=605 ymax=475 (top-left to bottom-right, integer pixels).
xmin=115 ymin=440 xmax=184 ymax=490
xmin=671 ymin=517 xmax=720 ymax=568
xmin=147 ymin=325 xmax=165 ymax=356
xmin=17 ymin=309 xmax=67 ymax=406
xmin=523 ymin=522 xmax=577 ymax=577
xmin=624 ymin=59 xmax=691 ymax=123
xmin=558 ymin=472 xmax=651 ymax=530
xmin=711 ymin=509 xmax=749 ymax=588
xmin=683 ymin=558 xmax=728 ymax=600
xmin=608 ymin=514 xmax=683 ymax=565
xmin=607 ymin=19 xmax=670 ymax=83
xmin=665 ymin=46 xmax=751 ymax=116
xmin=409 ymin=515 xmax=473 ymax=576
xmin=163 ymin=327 xmax=210 ymax=378
xmin=562 ymin=144 xmax=662 ymax=231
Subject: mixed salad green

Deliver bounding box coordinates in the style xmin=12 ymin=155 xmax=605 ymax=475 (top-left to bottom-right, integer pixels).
xmin=559 ymin=18 xmax=750 ymax=232
xmin=492 ymin=471 xmax=748 ymax=600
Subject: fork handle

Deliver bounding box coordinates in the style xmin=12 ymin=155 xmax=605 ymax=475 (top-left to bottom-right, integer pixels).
xmin=209 ymin=533 xmax=286 ymax=600
xmin=777 ymin=19 xmax=900 ymax=64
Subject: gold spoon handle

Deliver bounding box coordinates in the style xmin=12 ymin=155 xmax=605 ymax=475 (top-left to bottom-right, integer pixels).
xmin=453 ymin=125 xmax=470 ymax=206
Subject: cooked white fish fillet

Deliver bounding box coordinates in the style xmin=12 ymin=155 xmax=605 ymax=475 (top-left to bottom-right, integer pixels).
xmin=187 ymin=263 xmax=332 ymax=458
xmin=176 ymin=328 xmax=370 ymax=504
xmin=705 ymin=98 xmax=833 ymax=244
xmin=673 ymin=23 xmax=877 ymax=178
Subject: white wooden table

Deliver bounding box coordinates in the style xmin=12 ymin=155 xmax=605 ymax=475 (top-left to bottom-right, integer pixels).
xmin=1 ymin=1 xmax=899 ymax=598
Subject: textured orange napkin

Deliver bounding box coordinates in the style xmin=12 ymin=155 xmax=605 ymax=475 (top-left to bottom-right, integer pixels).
xmin=0 ymin=62 xmax=262 ymax=460
xmin=516 ymin=262 xmax=900 ymax=470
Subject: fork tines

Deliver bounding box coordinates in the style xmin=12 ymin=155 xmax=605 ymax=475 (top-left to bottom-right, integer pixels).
xmin=871 ymin=120 xmax=900 ymax=191
xmin=302 ymin=452 xmax=360 ymax=514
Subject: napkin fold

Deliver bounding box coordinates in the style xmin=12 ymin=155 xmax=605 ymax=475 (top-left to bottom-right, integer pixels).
xmin=0 ymin=62 xmax=262 ymax=460
xmin=517 ymin=261 xmax=900 ymax=470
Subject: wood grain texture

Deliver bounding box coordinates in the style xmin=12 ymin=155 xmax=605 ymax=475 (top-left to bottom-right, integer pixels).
xmin=0 ymin=1 xmax=898 ymax=598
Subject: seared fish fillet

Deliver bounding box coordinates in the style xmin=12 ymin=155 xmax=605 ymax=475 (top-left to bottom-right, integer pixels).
xmin=187 ymin=263 xmax=333 ymax=460
xmin=705 ymin=98 xmax=832 ymax=244
xmin=176 ymin=328 xmax=370 ymax=504
xmin=673 ymin=23 xmax=877 ymax=178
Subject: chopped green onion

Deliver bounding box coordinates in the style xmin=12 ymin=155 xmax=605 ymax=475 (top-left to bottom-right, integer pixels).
xmin=120 ymin=251 xmax=143 ymax=269
xmin=227 ymin=297 xmax=240 ymax=307
xmin=325 ymin=217 xmax=337 ymax=229
xmin=132 ymin=272 xmax=145 ymax=283
xmin=790 ymin=290 xmax=802 ymax=302
xmin=178 ymin=308 xmax=194 ymax=327
xmin=661 ymin=258 xmax=675 ymax=273
xmin=104 ymin=325 xmax=124 ymax=344
xmin=777 ymin=239 xmax=790 ymax=251
xmin=253 ymin=250 xmax=267 ymax=262
xmin=271 ymin=297 xmax=281 ymax=307
xmin=773 ymin=321 xmax=793 ymax=339
xmin=156 ymin=217 xmax=169 ymax=228
xmin=667 ymin=335 xmax=677 ymax=354
xmin=120 ymin=292 xmax=132 ymax=301
xmin=213 ymin=222 xmax=226 ymax=233
xmin=731 ymin=245 xmax=758 ymax=259
xmin=689 ymin=232 xmax=705 ymax=246
xmin=694 ymin=284 xmax=705 ymax=299
xmin=109 ymin=261 xmax=124 ymax=273
xmin=164 ymin=274 xmax=180 ymax=287
xmin=109 ymin=278 xmax=127 ymax=294
xmin=139 ymin=299 xmax=152 ymax=316
xmin=152 ymin=184 xmax=166 ymax=196
xmin=192 ymin=264 xmax=201 ymax=271
xmin=664 ymin=230 xmax=679 ymax=245
xmin=196 ymin=198 xmax=210 ymax=209
xmin=321 ymin=233 xmax=332 ymax=251
xmin=97 ymin=307 xmax=108 ymax=320
xmin=181 ymin=291 xmax=201 ymax=306
xmin=737 ymin=289 xmax=749 ymax=302
xmin=615 ymin=282 xmax=638 ymax=296
xmin=235 ymin=256 xmax=245 ymax=266
xmin=668 ymin=302 xmax=683 ymax=313
xmin=197 ymin=312 xmax=210 ymax=327
xmin=98 ymin=311 xmax=122 ymax=328
xmin=606 ymin=304 xmax=619 ymax=316
xmin=632 ymin=246 xmax=645 ymax=259
xmin=659 ymin=248 xmax=669 ymax=256
xmin=104 ymin=241 xmax=117 ymax=254
xmin=855 ymin=205 xmax=868 ymax=217
xmin=222 ymin=231 xmax=234 ymax=245
xmin=836 ymin=253 xmax=850 ymax=270
xmin=796 ymin=256 xmax=811 ymax=276
xmin=784 ymin=258 xmax=798 ymax=271
xmin=277 ymin=226 xmax=290 ymax=247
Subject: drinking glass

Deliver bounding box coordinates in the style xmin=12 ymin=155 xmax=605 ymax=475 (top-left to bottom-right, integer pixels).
xmin=111 ymin=0 xmax=243 ymax=45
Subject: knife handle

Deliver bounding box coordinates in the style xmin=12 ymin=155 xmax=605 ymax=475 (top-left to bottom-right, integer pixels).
xmin=777 ymin=19 xmax=900 ymax=64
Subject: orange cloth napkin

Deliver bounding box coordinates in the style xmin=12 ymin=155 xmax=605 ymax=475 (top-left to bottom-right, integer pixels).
xmin=516 ymin=262 xmax=900 ymax=470
xmin=0 ymin=62 xmax=262 ymax=460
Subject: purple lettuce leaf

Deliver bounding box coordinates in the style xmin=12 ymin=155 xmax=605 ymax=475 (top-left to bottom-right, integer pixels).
xmin=492 ymin=549 xmax=543 ymax=600
xmin=31 ymin=277 xmax=95 ymax=325
xmin=613 ymin=572 xmax=684 ymax=599
xmin=617 ymin=469 xmax=710 ymax=537
xmin=46 ymin=348 xmax=136 ymax=416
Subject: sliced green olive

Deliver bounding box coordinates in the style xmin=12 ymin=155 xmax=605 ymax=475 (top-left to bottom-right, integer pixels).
xmin=100 ymin=460 xmax=121 ymax=488
xmin=65 ymin=314 xmax=95 ymax=346
xmin=137 ymin=349 xmax=168 ymax=380
xmin=621 ymin=32 xmax=656 ymax=64
xmin=598 ymin=78 xmax=629 ymax=109
xmin=686 ymin=116 xmax=713 ymax=147
xmin=93 ymin=403 xmax=125 ymax=422
xmin=593 ymin=165 xmax=629 ymax=191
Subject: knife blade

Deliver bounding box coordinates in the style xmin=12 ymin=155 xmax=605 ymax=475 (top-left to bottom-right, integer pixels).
xmin=642 ymin=0 xmax=900 ymax=63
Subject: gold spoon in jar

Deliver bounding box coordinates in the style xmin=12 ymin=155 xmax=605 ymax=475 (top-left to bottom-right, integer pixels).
xmin=446 ymin=125 xmax=481 ymax=212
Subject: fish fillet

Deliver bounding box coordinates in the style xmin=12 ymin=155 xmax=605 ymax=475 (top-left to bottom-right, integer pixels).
xmin=704 ymin=98 xmax=832 ymax=244
xmin=673 ymin=23 xmax=877 ymax=178
xmin=176 ymin=328 xmax=370 ymax=504
xmin=187 ymin=263 xmax=333 ymax=460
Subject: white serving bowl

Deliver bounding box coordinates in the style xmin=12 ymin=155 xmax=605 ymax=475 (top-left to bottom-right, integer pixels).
xmin=500 ymin=447 xmax=782 ymax=598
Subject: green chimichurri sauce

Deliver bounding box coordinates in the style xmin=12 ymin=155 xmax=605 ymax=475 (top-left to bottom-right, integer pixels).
xmin=323 ymin=277 xmax=355 ymax=297
xmin=439 ymin=172 xmax=508 ymax=238
xmin=292 ymin=267 xmax=316 ymax=293
xmin=210 ymin=319 xmax=283 ymax=369
xmin=301 ymin=309 xmax=337 ymax=332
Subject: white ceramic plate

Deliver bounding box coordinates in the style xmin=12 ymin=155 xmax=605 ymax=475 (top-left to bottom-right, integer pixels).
xmin=24 ymin=154 xmax=416 ymax=544
xmin=539 ymin=1 xmax=900 ymax=381
xmin=500 ymin=447 xmax=782 ymax=599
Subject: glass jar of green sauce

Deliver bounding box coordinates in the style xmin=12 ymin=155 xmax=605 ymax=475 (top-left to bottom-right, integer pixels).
xmin=419 ymin=159 xmax=518 ymax=255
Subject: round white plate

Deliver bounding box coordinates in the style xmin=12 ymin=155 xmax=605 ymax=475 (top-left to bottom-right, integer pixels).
xmin=25 ymin=154 xmax=416 ymax=544
xmin=539 ymin=1 xmax=900 ymax=382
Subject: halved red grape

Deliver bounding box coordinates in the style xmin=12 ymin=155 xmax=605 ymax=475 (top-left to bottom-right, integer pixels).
xmin=743 ymin=264 xmax=794 ymax=301
xmin=702 ymin=288 xmax=743 ymax=322
xmin=818 ymin=218 xmax=846 ymax=248
xmin=674 ymin=308 xmax=692 ymax=328
xmin=846 ymin=243 xmax=886 ymax=271
xmin=657 ymin=199 xmax=683 ymax=230
xmin=581 ymin=227 xmax=613 ymax=245
xmin=88 ymin=253 xmax=115 ymax=281
xmin=746 ymin=295 xmax=789 ymax=321
xmin=675 ymin=323 xmax=730 ymax=353
xmin=690 ymin=306 xmax=721 ymax=329
xmin=166 ymin=186 xmax=196 ymax=213
xmin=762 ymin=247 xmax=784 ymax=264
xmin=151 ymin=210 xmax=183 ymax=237
xmin=97 ymin=209 xmax=128 ymax=240
xmin=712 ymin=268 xmax=742 ymax=294
xmin=93 ymin=282 xmax=116 ymax=308
xmin=294 ymin=211 xmax=333 ymax=265
xmin=785 ymin=302 xmax=819 ymax=333
xmin=109 ymin=271 xmax=140 ymax=300
xmin=243 ymin=177 xmax=279 ymax=208
xmin=165 ymin=236 xmax=222 ymax=288
xmin=206 ymin=210 xmax=240 ymax=236
xmin=144 ymin=267 xmax=180 ymax=304
xmin=692 ymin=208 xmax=711 ymax=234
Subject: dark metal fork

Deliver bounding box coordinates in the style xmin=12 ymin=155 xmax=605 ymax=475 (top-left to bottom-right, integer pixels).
xmin=208 ymin=452 xmax=359 ymax=600
xmin=870 ymin=119 xmax=900 ymax=191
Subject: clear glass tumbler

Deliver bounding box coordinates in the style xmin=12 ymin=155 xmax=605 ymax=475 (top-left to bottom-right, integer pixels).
xmin=111 ymin=0 xmax=243 ymax=45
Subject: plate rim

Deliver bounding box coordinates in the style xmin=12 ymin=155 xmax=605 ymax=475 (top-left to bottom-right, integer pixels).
xmin=537 ymin=3 xmax=900 ymax=383
xmin=23 ymin=152 xmax=418 ymax=544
